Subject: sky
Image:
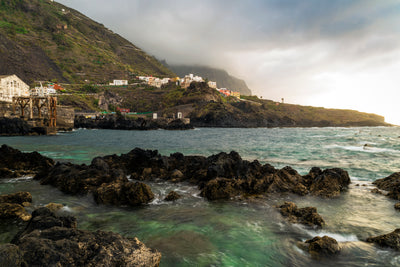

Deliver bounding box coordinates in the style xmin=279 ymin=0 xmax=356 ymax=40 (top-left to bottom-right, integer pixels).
xmin=58 ymin=0 xmax=400 ymax=125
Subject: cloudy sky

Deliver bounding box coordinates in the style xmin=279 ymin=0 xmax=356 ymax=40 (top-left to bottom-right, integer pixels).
xmin=58 ymin=0 xmax=400 ymax=124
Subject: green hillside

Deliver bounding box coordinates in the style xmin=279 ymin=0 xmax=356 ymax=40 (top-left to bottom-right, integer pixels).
xmin=169 ymin=65 xmax=252 ymax=95
xmin=0 ymin=0 xmax=174 ymax=84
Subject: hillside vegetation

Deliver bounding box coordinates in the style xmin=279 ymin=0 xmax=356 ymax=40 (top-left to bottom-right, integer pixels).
xmin=0 ymin=0 xmax=174 ymax=84
xmin=59 ymin=82 xmax=389 ymax=127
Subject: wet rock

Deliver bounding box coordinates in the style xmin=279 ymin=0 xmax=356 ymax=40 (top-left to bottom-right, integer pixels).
xmin=373 ymin=173 xmax=400 ymax=200
xmin=9 ymin=207 xmax=161 ymax=266
xmin=0 ymin=145 xmax=54 ymax=177
xmin=307 ymin=168 xmax=351 ymax=197
xmin=93 ymin=181 xmax=154 ymax=206
xmin=164 ymin=191 xmax=181 ymax=201
xmin=200 ymin=178 xmax=239 ymax=200
xmin=371 ymin=188 xmax=383 ymax=195
xmin=0 ymin=244 xmax=25 ymax=267
xmin=45 ymin=203 xmax=64 ymax=213
xmin=0 ymin=191 xmax=32 ymax=205
xmin=305 ymin=236 xmax=341 ymax=257
xmin=366 ymin=229 xmax=400 ymax=250
xmin=35 ymin=162 xmax=127 ymax=195
xmin=395 ymin=203 xmax=400 ymax=210
xmin=0 ymin=203 xmax=31 ymax=222
xmin=278 ymin=202 xmax=325 ymax=228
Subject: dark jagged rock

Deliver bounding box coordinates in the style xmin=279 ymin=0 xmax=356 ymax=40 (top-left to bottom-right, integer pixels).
xmin=164 ymin=191 xmax=181 ymax=201
xmin=373 ymin=172 xmax=400 ymax=200
xmin=93 ymin=181 xmax=154 ymax=206
xmin=200 ymin=178 xmax=239 ymax=200
xmin=304 ymin=236 xmax=341 ymax=257
xmin=395 ymin=203 xmax=400 ymax=210
xmin=35 ymin=161 xmax=127 ymax=195
xmin=366 ymin=229 xmax=400 ymax=250
xmin=0 ymin=191 xmax=32 ymax=205
xmin=0 ymin=144 xmax=54 ymax=178
xmin=7 ymin=207 xmax=161 ymax=266
xmin=34 ymin=146 xmax=351 ymax=202
xmin=0 ymin=244 xmax=24 ymax=267
xmin=278 ymin=202 xmax=325 ymax=228
xmin=74 ymin=115 xmax=193 ymax=131
xmin=306 ymin=168 xmax=351 ymax=198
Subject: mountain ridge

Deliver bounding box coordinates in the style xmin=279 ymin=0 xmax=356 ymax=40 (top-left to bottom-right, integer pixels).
xmin=0 ymin=0 xmax=174 ymax=84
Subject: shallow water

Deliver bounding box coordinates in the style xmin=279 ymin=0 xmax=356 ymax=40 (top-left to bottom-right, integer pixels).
xmin=1 ymin=127 xmax=400 ymax=266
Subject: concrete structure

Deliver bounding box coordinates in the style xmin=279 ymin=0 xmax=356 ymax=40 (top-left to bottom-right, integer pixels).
xmin=0 ymin=75 xmax=30 ymax=103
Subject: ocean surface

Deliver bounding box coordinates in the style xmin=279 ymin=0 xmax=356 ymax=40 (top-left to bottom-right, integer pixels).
xmin=1 ymin=127 xmax=400 ymax=266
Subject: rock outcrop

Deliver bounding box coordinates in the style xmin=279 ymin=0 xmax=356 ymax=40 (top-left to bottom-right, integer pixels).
xmin=0 ymin=192 xmax=33 ymax=222
xmin=278 ymin=202 xmax=325 ymax=228
xmin=373 ymin=172 xmax=400 ymax=200
xmin=35 ymin=147 xmax=351 ymax=202
xmin=0 ymin=144 xmax=54 ymax=178
xmin=366 ymin=229 xmax=400 ymax=251
xmin=304 ymin=236 xmax=341 ymax=257
xmin=164 ymin=191 xmax=181 ymax=201
xmin=2 ymin=207 xmax=161 ymax=267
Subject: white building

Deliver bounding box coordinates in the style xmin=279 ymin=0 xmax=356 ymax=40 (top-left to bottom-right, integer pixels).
xmin=0 ymin=74 xmax=30 ymax=102
xmin=109 ymin=80 xmax=128 ymax=86
xmin=208 ymin=81 xmax=217 ymax=89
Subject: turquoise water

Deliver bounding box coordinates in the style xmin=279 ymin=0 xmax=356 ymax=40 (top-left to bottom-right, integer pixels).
xmin=1 ymin=127 xmax=400 ymax=266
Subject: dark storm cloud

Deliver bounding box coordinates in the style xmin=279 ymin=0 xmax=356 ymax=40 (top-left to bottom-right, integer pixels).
xmin=57 ymin=0 xmax=400 ymax=123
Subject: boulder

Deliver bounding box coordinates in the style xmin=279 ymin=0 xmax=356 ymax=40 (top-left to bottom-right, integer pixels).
xmin=164 ymin=191 xmax=181 ymax=201
xmin=0 ymin=191 xmax=32 ymax=205
xmin=305 ymin=236 xmax=341 ymax=257
xmin=308 ymin=168 xmax=351 ymax=197
xmin=0 ymin=145 xmax=54 ymax=176
xmin=93 ymin=181 xmax=154 ymax=206
xmin=373 ymin=173 xmax=400 ymax=200
xmin=200 ymin=178 xmax=239 ymax=200
xmin=366 ymin=229 xmax=400 ymax=250
xmin=0 ymin=203 xmax=31 ymax=222
xmin=44 ymin=203 xmax=64 ymax=213
xmin=395 ymin=203 xmax=400 ymax=210
xmin=9 ymin=207 xmax=161 ymax=266
xmin=278 ymin=202 xmax=325 ymax=228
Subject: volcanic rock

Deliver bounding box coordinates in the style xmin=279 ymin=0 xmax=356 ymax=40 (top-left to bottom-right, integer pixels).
xmin=8 ymin=207 xmax=161 ymax=266
xmin=93 ymin=181 xmax=154 ymax=206
xmin=164 ymin=191 xmax=182 ymax=201
xmin=0 ymin=191 xmax=32 ymax=205
xmin=305 ymin=236 xmax=341 ymax=257
xmin=0 ymin=145 xmax=54 ymax=177
xmin=306 ymin=168 xmax=351 ymax=197
xmin=366 ymin=229 xmax=400 ymax=250
xmin=278 ymin=201 xmax=325 ymax=228
xmin=373 ymin=172 xmax=400 ymax=200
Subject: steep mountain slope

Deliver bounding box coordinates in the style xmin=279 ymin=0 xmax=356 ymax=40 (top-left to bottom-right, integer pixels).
xmin=169 ymin=65 xmax=252 ymax=95
xmin=0 ymin=0 xmax=174 ymax=84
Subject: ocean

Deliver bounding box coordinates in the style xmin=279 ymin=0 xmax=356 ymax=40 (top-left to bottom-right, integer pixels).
xmin=1 ymin=127 xmax=400 ymax=266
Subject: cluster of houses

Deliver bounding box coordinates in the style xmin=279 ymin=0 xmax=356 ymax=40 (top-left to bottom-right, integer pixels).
xmin=0 ymin=73 xmax=241 ymax=104
xmin=0 ymin=75 xmax=64 ymax=103
xmin=136 ymin=73 xmax=241 ymax=99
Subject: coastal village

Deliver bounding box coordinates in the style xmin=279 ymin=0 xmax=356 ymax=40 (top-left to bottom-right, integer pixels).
xmin=0 ymin=72 xmax=242 ymax=133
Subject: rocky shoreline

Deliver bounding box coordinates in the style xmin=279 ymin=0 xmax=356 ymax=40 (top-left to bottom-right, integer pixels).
xmin=2 ymin=144 xmax=400 ymax=263
xmin=74 ymin=115 xmax=193 ymax=131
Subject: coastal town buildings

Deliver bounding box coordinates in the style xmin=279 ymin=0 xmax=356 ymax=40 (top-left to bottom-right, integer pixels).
xmin=109 ymin=80 xmax=128 ymax=86
xmin=137 ymin=73 xmax=241 ymax=98
xmin=0 ymin=75 xmax=30 ymax=102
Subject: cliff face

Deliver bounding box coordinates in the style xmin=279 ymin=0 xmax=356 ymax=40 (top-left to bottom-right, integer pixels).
xmin=169 ymin=65 xmax=252 ymax=95
xmin=0 ymin=0 xmax=174 ymax=84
